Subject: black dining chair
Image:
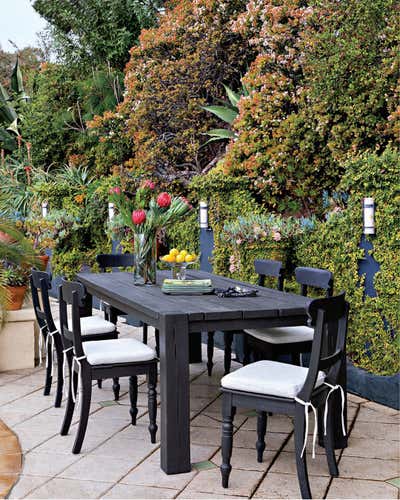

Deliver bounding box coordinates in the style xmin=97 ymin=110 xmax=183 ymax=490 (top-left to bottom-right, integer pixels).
xmin=244 ymin=266 xmax=333 ymax=366
xmin=31 ymin=269 xmax=120 ymax=406
xmin=220 ymin=293 xmax=348 ymax=499
xmin=206 ymin=259 xmax=285 ymax=377
xmin=58 ymin=278 xmax=158 ymax=454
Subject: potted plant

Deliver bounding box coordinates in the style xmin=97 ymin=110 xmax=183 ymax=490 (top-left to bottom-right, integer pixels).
xmin=23 ymin=216 xmax=56 ymax=270
xmin=2 ymin=266 xmax=29 ymax=311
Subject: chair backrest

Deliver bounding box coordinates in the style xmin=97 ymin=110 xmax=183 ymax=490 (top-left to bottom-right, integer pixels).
xmin=96 ymin=253 xmax=135 ymax=273
xmin=30 ymin=269 xmax=57 ymax=333
xmin=58 ymin=278 xmax=86 ymax=357
xmin=297 ymin=293 xmax=348 ymax=402
xmin=295 ymin=266 xmax=333 ymax=297
xmin=254 ymin=259 xmax=284 ymax=291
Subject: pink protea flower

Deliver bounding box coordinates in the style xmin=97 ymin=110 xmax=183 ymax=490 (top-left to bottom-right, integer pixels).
xmin=157 ymin=192 xmax=171 ymax=208
xmin=142 ymin=180 xmax=155 ymax=190
xmin=132 ymin=209 xmax=146 ymax=225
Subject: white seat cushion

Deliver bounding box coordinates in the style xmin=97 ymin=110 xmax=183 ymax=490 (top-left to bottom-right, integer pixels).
xmin=244 ymin=325 xmax=314 ymax=344
xmin=221 ymin=360 xmax=325 ymax=398
xmin=56 ymin=316 xmax=116 ymax=336
xmin=83 ymin=338 xmax=156 ymax=365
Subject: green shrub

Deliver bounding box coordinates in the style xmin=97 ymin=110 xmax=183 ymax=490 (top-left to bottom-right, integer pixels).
xmin=296 ymin=148 xmax=399 ymax=375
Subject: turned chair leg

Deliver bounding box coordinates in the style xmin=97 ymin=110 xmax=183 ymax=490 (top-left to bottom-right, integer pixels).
xmin=129 ymin=375 xmax=138 ymax=425
xmin=97 ymin=379 xmax=102 ymax=389
xmin=224 ymin=332 xmax=233 ymax=375
xmin=112 ymin=377 xmax=120 ymax=401
xmin=142 ymin=323 xmax=148 ymax=344
xmin=324 ymin=397 xmax=339 ymax=477
xmin=60 ymin=362 xmax=77 ymax=436
xmin=147 ymin=365 xmax=158 ymax=443
xmin=43 ymin=336 xmax=52 ymax=396
xmin=207 ymin=331 xmax=215 ymax=376
xmin=294 ymin=405 xmax=312 ymax=499
xmin=220 ymin=394 xmax=235 ymax=488
xmin=72 ymin=369 xmax=92 ymax=454
xmin=256 ymin=411 xmax=267 ymax=462
xmin=243 ymin=334 xmax=251 ymax=366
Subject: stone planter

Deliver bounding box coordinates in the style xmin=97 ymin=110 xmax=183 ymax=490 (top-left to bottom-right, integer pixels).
xmin=0 ymin=303 xmax=38 ymax=371
xmin=347 ymin=359 xmax=400 ymax=410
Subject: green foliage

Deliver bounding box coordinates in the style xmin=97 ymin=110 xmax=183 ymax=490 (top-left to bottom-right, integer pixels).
xmin=33 ymin=0 xmax=161 ymax=70
xmin=166 ymin=211 xmax=200 ymax=255
xmin=296 ymin=148 xmax=399 ymax=375
xmin=119 ymin=0 xmax=257 ymax=185
xmin=220 ymin=0 xmax=399 ymax=213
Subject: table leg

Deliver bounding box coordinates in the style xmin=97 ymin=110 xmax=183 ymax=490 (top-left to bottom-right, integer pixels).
xmin=159 ymin=314 xmax=191 ymax=474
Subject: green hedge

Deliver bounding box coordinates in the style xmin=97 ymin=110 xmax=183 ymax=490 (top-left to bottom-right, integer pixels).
xmin=210 ymin=148 xmax=399 ymax=376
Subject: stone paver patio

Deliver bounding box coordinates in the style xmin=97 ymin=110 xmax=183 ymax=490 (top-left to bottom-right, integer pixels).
xmin=0 ymin=310 xmax=399 ymax=499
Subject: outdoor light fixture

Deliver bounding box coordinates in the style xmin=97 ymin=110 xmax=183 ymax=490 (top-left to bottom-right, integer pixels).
xmin=199 ymin=201 xmax=209 ymax=229
xmin=108 ymin=202 xmax=115 ymax=221
xmin=363 ymin=197 xmax=375 ymax=235
xmin=41 ymin=201 xmax=48 ymax=218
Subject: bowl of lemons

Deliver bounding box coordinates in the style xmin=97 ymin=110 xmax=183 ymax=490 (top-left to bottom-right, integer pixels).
xmin=160 ymin=248 xmax=199 ymax=280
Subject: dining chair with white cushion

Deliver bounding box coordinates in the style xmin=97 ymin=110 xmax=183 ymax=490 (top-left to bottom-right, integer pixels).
xmin=58 ymin=278 xmax=158 ymax=454
xmin=31 ymin=269 xmax=119 ymax=407
xmin=220 ymin=293 xmax=348 ymax=499
xmin=244 ymin=265 xmax=333 ymax=366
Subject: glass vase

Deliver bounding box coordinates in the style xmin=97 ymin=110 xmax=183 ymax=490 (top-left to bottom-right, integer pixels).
xmin=133 ymin=232 xmax=157 ymax=285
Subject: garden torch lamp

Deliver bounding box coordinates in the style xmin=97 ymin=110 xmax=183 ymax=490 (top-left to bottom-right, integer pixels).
xmin=108 ymin=202 xmax=115 ymax=221
xmin=363 ymin=197 xmax=375 ymax=235
xmin=41 ymin=201 xmax=48 ymax=218
xmin=199 ymin=201 xmax=208 ymax=229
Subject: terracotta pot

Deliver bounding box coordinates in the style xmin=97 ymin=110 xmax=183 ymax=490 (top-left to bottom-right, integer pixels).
xmin=6 ymin=285 xmax=27 ymax=311
xmin=38 ymin=254 xmax=50 ymax=270
xmin=0 ymin=231 xmax=15 ymax=244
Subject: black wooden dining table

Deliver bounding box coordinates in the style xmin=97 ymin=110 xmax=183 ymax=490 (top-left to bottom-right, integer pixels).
xmin=77 ymin=270 xmax=347 ymax=474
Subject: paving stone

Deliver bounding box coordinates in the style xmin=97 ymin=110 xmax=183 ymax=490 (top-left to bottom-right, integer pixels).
xmin=190 ymin=384 xmax=220 ymax=399
xmin=121 ymin=451 xmax=196 ymax=490
xmin=241 ymin=415 xmax=293 ymax=433
xmin=22 ymin=451 xmax=80 ymax=477
xmin=59 ymin=455 xmax=136 ymax=483
xmin=212 ymin=446 xmax=276 ymax=472
xmin=191 ymin=444 xmax=219 ymax=463
xmin=351 ymin=421 xmax=399 ymax=441
xmin=191 ymin=397 xmax=217 ymax=413
xmin=182 ymin=468 xmax=263 ymax=497
xmin=362 ymin=401 xmax=400 ymax=415
xmin=8 ymin=474 xmax=51 ymax=499
xmin=338 ymin=456 xmax=400 ymax=480
xmin=26 ymin=477 xmax=113 ymax=498
xmin=103 ymin=483 xmax=179 ymax=498
xmin=254 ymin=471 xmax=330 ymax=498
xmin=178 ymin=490 xmax=247 ymax=499
xmin=357 ymin=406 xmax=400 ymax=424
xmin=233 ymin=430 xmax=289 ymax=451
xmin=191 ymin=412 xmax=246 ymax=430
xmin=347 ymin=393 xmax=368 ymax=404
xmin=327 ymin=478 xmax=399 ymax=499
xmin=270 ymin=451 xmax=331 ymax=477
xmin=191 ymin=426 xmax=223 ymax=446
xmin=34 ymin=429 xmax=108 ymax=455
xmin=90 ymin=433 xmax=158 ymax=459
xmin=342 ymin=437 xmax=400 ymax=460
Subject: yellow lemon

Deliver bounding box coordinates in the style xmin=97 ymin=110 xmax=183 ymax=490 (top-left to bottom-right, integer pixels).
xmin=160 ymin=255 xmax=167 ymax=261
xmin=176 ymin=254 xmax=185 ymax=263
xmin=169 ymin=248 xmax=179 ymax=257
xmin=179 ymin=250 xmax=188 ymax=258
xmin=185 ymin=254 xmax=194 ymax=263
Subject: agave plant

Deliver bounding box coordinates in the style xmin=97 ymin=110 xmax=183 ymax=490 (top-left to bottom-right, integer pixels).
xmin=201 ymin=82 xmax=249 ymax=145
xmin=0 ymin=56 xmax=29 ymax=152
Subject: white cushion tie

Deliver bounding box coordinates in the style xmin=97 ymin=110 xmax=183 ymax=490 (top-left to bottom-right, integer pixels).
xmin=38 ymin=323 xmax=58 ymax=377
xmin=71 ymin=353 xmax=87 ymax=407
xmin=294 ymin=396 xmax=318 ymax=459
xmin=62 ymin=346 xmax=73 ymax=398
xmin=323 ymin=383 xmax=346 ymax=438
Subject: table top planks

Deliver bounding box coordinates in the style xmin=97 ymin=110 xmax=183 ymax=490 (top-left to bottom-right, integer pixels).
xmin=77 ymin=270 xmax=311 ymax=323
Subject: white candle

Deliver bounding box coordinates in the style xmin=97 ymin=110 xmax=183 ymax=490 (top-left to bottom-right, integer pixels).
xmin=199 ymin=201 xmax=208 ymax=229
xmin=363 ymin=197 xmax=375 ymax=235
